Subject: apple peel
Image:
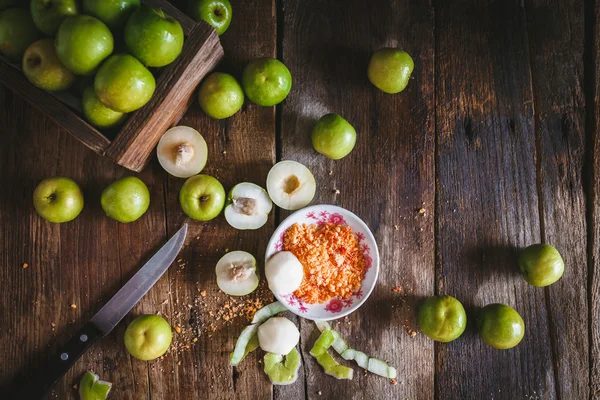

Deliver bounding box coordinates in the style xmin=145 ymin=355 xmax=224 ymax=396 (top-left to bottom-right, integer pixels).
xmin=263 ymin=348 xmax=301 ymax=385
xmin=309 ymin=330 xmax=353 ymax=380
xmin=314 ymin=322 xmax=396 ymax=379
xmin=251 ymin=301 xmax=288 ymax=324
xmin=230 ymin=323 xmax=260 ymax=366
xmin=79 ymin=370 xmax=112 ymax=400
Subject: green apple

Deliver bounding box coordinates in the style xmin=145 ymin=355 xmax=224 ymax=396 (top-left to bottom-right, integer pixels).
xmin=311 ymin=114 xmax=357 ymax=160
xmin=518 ymin=243 xmax=564 ymax=287
xmin=198 ymin=72 xmax=244 ymax=119
xmin=179 ymin=174 xmax=225 ymax=221
xmin=23 ymin=39 xmax=75 ymax=91
xmin=0 ymin=1 xmax=18 ymax=10
xmin=187 ymin=0 xmax=232 ymax=36
xmin=242 ymin=58 xmax=292 ymax=106
xmin=94 ymin=54 xmax=156 ymax=113
xmin=56 ymin=15 xmax=113 ymax=76
xmin=82 ymin=0 xmax=140 ymax=30
xmin=367 ymin=48 xmax=414 ymax=94
xmin=82 ymin=86 xmax=127 ymax=129
xmin=476 ymin=303 xmax=525 ymax=349
xmin=101 ymin=176 xmax=150 ymax=223
xmin=124 ymin=6 xmax=184 ymax=67
xmin=79 ymin=371 xmax=111 ymax=400
xmin=417 ymin=295 xmax=467 ymax=342
xmin=33 ymin=177 xmax=84 ymax=223
xmin=124 ymin=315 xmax=172 ymax=361
xmin=0 ymin=8 xmax=40 ymax=63
xmin=30 ymin=0 xmax=78 ymax=36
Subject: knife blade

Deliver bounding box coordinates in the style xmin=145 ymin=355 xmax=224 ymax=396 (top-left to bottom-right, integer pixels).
xmin=12 ymin=224 xmax=188 ymax=400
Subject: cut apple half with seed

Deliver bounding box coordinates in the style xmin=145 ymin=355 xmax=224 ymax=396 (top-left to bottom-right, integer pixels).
xmin=216 ymin=251 xmax=260 ymax=296
xmin=266 ymin=160 xmax=316 ymax=210
xmin=157 ymin=126 xmax=208 ymax=178
xmin=225 ymin=182 xmax=273 ymax=230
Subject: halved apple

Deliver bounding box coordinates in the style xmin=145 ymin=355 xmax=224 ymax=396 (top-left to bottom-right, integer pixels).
xmin=216 ymin=251 xmax=259 ymax=296
xmin=266 ymin=160 xmax=316 ymax=210
xmin=157 ymin=126 xmax=208 ymax=178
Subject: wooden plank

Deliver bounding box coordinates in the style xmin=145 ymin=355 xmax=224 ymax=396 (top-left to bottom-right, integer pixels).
xmin=524 ymin=0 xmax=589 ymax=398
xmin=158 ymin=0 xmax=278 ymax=399
xmin=280 ymin=0 xmax=435 ymax=399
xmin=0 ymin=88 xmax=154 ymax=399
xmin=590 ymin=0 xmax=600 ymax=397
xmin=434 ymin=0 xmax=558 ymax=398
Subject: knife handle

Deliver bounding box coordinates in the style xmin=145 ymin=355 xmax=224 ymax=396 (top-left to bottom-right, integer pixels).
xmin=12 ymin=322 xmax=102 ymax=400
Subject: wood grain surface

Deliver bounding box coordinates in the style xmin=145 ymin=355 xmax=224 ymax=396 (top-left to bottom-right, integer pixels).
xmin=0 ymin=0 xmax=597 ymax=399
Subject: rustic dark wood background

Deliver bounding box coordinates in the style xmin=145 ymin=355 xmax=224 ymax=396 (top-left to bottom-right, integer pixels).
xmin=0 ymin=0 xmax=598 ymax=399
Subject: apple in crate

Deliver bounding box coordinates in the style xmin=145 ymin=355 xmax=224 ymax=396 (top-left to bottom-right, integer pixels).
xmin=30 ymin=0 xmax=78 ymax=36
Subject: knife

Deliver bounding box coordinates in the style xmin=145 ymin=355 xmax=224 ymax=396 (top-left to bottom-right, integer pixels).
xmin=12 ymin=224 xmax=188 ymax=400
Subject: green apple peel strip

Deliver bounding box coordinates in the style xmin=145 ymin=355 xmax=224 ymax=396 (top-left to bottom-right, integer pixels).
xmin=230 ymin=324 xmax=260 ymax=366
xmin=251 ymin=301 xmax=288 ymax=324
xmin=309 ymin=330 xmax=354 ymax=380
xmin=314 ymin=321 xmax=397 ymax=379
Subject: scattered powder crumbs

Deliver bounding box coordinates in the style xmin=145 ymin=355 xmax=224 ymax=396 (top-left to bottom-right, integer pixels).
xmin=200 ymin=290 xmax=207 ymax=297
xmin=70 ymin=304 xmax=77 ymax=309
xmin=173 ymin=325 xmax=182 ymax=334
xmin=394 ymin=225 xmax=399 ymax=231
xmin=22 ymin=263 xmax=28 ymax=269
xmin=390 ymin=379 xmax=398 ymax=385
xmin=333 ymin=189 xmax=340 ymax=195
xmin=73 ymin=384 xmax=78 ymax=390
xmin=284 ymin=222 xmax=366 ymax=304
xmin=418 ymin=208 xmax=426 ymax=215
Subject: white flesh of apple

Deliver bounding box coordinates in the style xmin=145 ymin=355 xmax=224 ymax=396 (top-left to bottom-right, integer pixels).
xmin=265 ymin=251 xmax=304 ymax=294
xmin=216 ymin=251 xmax=259 ymax=296
xmin=157 ymin=126 xmax=208 ymax=178
xmin=257 ymin=317 xmax=300 ymax=355
xmin=225 ymin=182 xmax=273 ymax=230
xmin=266 ymin=160 xmax=316 ymax=210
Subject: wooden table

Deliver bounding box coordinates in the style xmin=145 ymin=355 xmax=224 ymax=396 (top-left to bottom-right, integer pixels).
xmin=0 ymin=0 xmax=597 ymax=399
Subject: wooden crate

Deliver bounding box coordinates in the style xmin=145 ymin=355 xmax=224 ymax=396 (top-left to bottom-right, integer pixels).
xmin=0 ymin=0 xmax=223 ymax=172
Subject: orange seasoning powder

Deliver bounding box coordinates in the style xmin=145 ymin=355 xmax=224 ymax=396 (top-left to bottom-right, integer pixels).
xmin=283 ymin=222 xmax=366 ymax=304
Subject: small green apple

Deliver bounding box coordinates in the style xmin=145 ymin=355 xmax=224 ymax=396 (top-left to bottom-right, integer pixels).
xmin=33 ymin=177 xmax=84 ymax=223
xmin=82 ymin=0 xmax=140 ymax=30
xmin=179 ymin=174 xmax=225 ymax=221
xmin=101 ymin=176 xmax=150 ymax=223
xmin=367 ymin=48 xmax=414 ymax=94
xmin=418 ymin=295 xmax=467 ymax=342
xmin=0 ymin=8 xmax=40 ymax=63
xmin=312 ymin=114 xmax=357 ymax=160
xmin=124 ymin=6 xmax=184 ymax=67
xmin=124 ymin=315 xmax=172 ymax=361
xmin=198 ymin=72 xmax=244 ymax=119
xmin=242 ymin=57 xmax=292 ymax=106
xmin=82 ymin=86 xmax=127 ymax=129
xmin=518 ymin=243 xmax=564 ymax=287
xmin=188 ymin=0 xmax=232 ymax=36
xmin=23 ymin=39 xmax=75 ymax=91
xmin=30 ymin=0 xmax=78 ymax=36
xmin=476 ymin=303 xmax=525 ymax=350
xmin=94 ymin=54 xmax=156 ymax=113
xmin=55 ymin=15 xmax=113 ymax=76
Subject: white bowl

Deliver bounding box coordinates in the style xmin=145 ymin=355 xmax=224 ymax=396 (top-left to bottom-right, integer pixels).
xmin=265 ymin=204 xmax=380 ymax=321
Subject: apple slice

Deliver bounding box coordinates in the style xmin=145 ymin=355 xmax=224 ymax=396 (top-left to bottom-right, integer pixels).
xmin=216 ymin=251 xmax=259 ymax=296
xmin=266 ymin=160 xmax=316 ymax=210
xmin=224 ymin=182 xmax=273 ymax=230
xmin=157 ymin=126 xmax=208 ymax=178
xmin=79 ymin=371 xmax=112 ymax=400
